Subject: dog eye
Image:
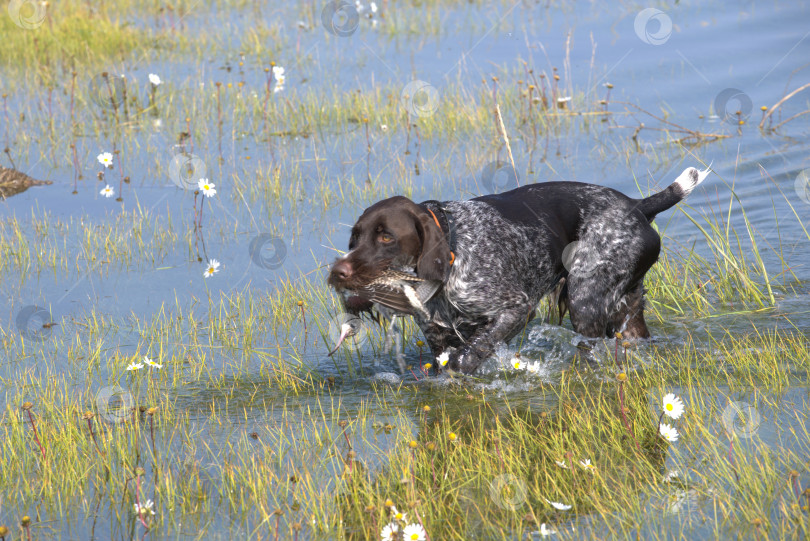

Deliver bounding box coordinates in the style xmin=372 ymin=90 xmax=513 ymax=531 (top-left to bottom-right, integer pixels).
xmin=378 ymin=233 xmax=394 ymax=243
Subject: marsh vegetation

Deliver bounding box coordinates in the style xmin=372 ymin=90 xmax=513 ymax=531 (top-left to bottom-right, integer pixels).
xmin=1 ymin=0 xmax=809 ymax=539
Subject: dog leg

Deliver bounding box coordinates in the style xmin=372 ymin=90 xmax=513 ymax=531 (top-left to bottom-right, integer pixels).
xmin=385 ymin=316 xmax=408 ymax=375
xmin=448 ymin=306 xmax=533 ymax=374
xmin=419 ymin=324 xmax=463 ymax=374
xmin=609 ymin=282 xmax=650 ymax=338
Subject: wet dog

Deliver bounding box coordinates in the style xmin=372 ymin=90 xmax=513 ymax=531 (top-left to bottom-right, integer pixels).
xmin=328 ymin=166 xmax=710 ymax=374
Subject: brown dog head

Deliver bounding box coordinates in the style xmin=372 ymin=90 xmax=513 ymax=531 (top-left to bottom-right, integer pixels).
xmin=327 ymin=196 xmax=452 ymax=309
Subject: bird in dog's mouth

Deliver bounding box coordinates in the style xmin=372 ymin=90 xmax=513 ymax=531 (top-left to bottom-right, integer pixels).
xmin=328 ymin=269 xmax=442 ymax=356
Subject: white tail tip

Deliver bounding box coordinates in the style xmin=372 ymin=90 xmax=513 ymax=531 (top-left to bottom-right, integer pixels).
xmin=673 ymin=163 xmax=712 ymax=196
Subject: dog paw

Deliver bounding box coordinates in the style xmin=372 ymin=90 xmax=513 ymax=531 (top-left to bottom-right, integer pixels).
xmin=449 ymin=345 xmax=486 ymax=375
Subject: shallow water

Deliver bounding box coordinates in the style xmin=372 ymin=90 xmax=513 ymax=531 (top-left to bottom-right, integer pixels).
xmin=2 ymin=0 xmax=809 ymax=538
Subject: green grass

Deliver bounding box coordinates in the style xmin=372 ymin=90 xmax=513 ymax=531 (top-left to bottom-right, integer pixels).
xmin=2 ymin=329 xmax=808 ymax=539
xmin=2 ymin=2 xmax=809 ymax=539
xmin=0 ymin=7 xmax=150 ymax=67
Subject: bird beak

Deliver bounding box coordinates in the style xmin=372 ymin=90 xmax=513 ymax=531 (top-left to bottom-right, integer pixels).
xmin=327 ymin=322 xmax=356 ymax=357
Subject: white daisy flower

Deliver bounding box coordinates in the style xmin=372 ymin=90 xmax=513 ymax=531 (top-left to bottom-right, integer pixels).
xmin=437 ymin=351 xmax=450 ymax=367
xmin=659 ymin=423 xmax=679 ymax=442
xmin=402 ymin=523 xmax=426 ymax=541
xmin=544 ymin=498 xmax=572 ymax=511
xmin=126 ymin=361 xmax=144 ymax=371
xmin=355 ymin=0 xmax=364 ymax=12
xmin=663 ymin=470 xmax=679 ymax=483
xmin=148 ymin=73 xmax=162 ymax=86
xmin=578 ymin=459 xmax=596 ymax=472
xmin=134 ymin=499 xmax=155 ymax=515
xmin=554 ymin=460 xmax=569 ymax=469
xmin=539 ymin=523 xmax=557 ymax=536
xmin=381 ymin=124 xmax=388 ymax=132
xmin=380 ymin=522 xmax=399 ymax=541
xmin=272 ymin=66 xmax=286 ymax=93
xmin=143 ymin=356 xmax=162 ymax=369
xmin=197 ymin=178 xmax=217 ymax=197
xmin=390 ymin=506 xmax=407 ymax=523
xmin=97 ymin=152 xmax=114 ymax=167
xmin=100 ymin=185 xmax=114 ymax=198
xmin=511 ymin=357 xmax=526 ymax=370
xmin=203 ymin=259 xmax=220 ymax=278
xmin=526 ymin=361 xmax=542 ymax=374
xmin=662 ymin=393 xmax=684 ymax=420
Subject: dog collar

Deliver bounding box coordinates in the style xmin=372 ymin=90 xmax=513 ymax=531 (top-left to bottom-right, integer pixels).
xmin=422 ymin=201 xmax=456 ymax=266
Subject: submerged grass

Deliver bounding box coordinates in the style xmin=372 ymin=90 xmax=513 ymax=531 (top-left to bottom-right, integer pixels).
xmin=2 ymin=3 xmax=810 ymax=540
xmin=2 ymin=327 xmax=808 ymax=539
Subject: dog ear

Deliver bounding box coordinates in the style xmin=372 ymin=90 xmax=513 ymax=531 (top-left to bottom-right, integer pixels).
xmin=414 ymin=211 xmax=452 ymax=282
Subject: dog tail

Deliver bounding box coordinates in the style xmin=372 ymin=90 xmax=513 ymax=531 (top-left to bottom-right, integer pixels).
xmin=637 ymin=165 xmax=711 ymax=220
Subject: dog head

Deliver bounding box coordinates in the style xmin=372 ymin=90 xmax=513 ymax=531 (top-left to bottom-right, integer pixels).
xmin=327 ymin=196 xmax=452 ymax=312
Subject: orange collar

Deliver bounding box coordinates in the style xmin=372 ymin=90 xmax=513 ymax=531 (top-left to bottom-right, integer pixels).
xmin=427 ymin=208 xmax=455 ymax=266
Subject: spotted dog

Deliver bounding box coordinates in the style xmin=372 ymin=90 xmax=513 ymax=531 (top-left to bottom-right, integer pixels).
xmin=328 ymin=166 xmax=711 ymax=374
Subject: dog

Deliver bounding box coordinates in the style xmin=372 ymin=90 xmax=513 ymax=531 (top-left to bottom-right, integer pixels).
xmin=327 ymin=166 xmax=710 ymax=374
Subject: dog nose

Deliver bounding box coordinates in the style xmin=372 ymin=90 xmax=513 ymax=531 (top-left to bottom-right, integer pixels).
xmin=331 ymin=260 xmax=353 ymax=281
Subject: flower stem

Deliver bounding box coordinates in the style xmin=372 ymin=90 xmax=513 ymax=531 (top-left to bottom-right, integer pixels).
xmin=25 ymin=409 xmax=46 ymax=460
xmin=618 ymin=382 xmax=640 ymax=451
